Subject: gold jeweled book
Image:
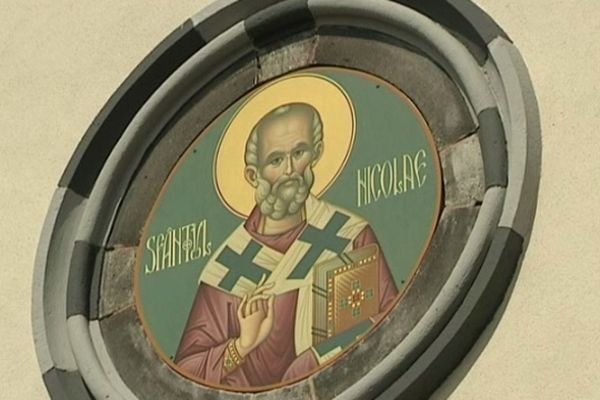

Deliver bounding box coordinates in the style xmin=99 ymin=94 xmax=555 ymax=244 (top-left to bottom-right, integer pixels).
xmin=312 ymin=243 xmax=380 ymax=347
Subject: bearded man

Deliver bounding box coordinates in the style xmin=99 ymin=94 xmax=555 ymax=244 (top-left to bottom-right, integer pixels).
xmin=174 ymin=103 xmax=398 ymax=388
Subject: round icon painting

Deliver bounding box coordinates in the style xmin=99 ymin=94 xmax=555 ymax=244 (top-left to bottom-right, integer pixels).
xmin=135 ymin=66 xmax=442 ymax=391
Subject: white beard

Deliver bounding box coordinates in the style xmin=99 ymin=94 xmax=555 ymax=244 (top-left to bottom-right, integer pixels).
xmin=255 ymin=167 xmax=315 ymax=220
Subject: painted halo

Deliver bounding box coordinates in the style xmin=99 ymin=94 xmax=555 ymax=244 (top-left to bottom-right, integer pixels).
xmin=214 ymin=73 xmax=355 ymax=218
xmin=32 ymin=1 xmax=541 ymax=400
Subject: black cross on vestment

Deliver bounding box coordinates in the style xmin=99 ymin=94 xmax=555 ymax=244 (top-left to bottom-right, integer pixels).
xmin=287 ymin=211 xmax=351 ymax=280
xmin=215 ymin=240 xmax=271 ymax=291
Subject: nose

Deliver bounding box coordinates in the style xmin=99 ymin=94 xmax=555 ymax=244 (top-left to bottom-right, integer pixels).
xmin=285 ymin=154 xmax=293 ymax=175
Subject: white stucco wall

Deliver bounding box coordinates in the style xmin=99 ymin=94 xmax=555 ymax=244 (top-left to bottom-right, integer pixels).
xmin=1 ymin=1 xmax=598 ymax=399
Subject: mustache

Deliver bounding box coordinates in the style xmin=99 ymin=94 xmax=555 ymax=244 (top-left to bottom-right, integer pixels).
xmin=271 ymin=172 xmax=303 ymax=191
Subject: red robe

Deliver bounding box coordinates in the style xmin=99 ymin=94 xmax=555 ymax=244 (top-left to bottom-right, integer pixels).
xmin=174 ymin=207 xmax=398 ymax=388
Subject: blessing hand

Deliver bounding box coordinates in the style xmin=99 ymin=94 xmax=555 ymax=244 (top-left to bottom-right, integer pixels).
xmin=236 ymin=275 xmax=275 ymax=357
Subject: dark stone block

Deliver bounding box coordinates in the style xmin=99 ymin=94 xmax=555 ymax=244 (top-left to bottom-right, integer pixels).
xmin=314 ymin=32 xmax=476 ymax=149
xmin=391 ymin=0 xmax=510 ymax=65
xmin=379 ymin=227 xmax=523 ymax=400
xmin=59 ymin=19 xmax=206 ymax=197
xmin=245 ymin=0 xmax=315 ymax=48
xmin=88 ymin=256 xmax=102 ymax=320
xmin=447 ymin=0 xmax=511 ymax=43
xmin=478 ymin=108 xmax=508 ymax=188
xmin=42 ymin=368 xmax=92 ymax=400
xmin=67 ymin=241 xmax=102 ymax=318
xmin=195 ymin=0 xmax=280 ymax=42
xmin=98 ymin=247 xmax=135 ymax=319
xmin=107 ymin=58 xmax=258 ymax=247
xmin=312 ymin=205 xmax=480 ymax=400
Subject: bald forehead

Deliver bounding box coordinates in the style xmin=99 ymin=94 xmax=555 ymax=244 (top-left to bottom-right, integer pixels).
xmin=256 ymin=110 xmax=313 ymax=164
xmin=256 ymin=106 xmax=314 ymax=134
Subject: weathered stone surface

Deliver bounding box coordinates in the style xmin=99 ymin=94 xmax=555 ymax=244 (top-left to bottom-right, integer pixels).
xmin=253 ymin=380 xmax=315 ymax=400
xmin=257 ymin=34 xmax=318 ymax=82
xmin=42 ymin=368 xmax=92 ymax=400
xmin=312 ymin=205 xmax=480 ymax=399
xmin=314 ymin=32 xmax=477 ymax=149
xmin=440 ymin=134 xmax=485 ymax=207
xmin=100 ymin=307 xmax=237 ymax=399
xmin=100 ymin=306 xmax=314 ymax=399
xmin=108 ymin=58 xmax=258 ymax=247
xmin=99 ymin=247 xmax=136 ymax=319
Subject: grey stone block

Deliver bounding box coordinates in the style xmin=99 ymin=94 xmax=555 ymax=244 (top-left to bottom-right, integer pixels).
xmin=35 ymin=189 xmax=87 ymax=373
xmin=33 ymin=188 xmax=67 ymax=374
xmin=98 ymin=247 xmax=136 ymax=320
xmin=489 ymin=38 xmax=542 ymax=238
xmin=314 ymin=33 xmax=476 ymax=150
xmin=258 ymin=34 xmax=318 ymax=82
xmin=440 ymin=134 xmax=485 ymax=207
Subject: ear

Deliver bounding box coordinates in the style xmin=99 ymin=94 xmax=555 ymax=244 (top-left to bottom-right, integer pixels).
xmin=244 ymin=166 xmax=259 ymax=188
xmin=312 ymin=141 xmax=324 ymax=166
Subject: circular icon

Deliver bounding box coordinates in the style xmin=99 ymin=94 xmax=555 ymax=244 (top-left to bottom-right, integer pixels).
xmin=214 ymin=73 xmax=356 ymax=218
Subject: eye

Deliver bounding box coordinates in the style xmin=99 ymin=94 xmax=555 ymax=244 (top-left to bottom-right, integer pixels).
xmin=293 ymin=149 xmax=305 ymax=158
xmin=270 ymin=157 xmax=283 ymax=166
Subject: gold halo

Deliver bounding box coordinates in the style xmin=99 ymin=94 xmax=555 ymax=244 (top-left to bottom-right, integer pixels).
xmin=214 ymin=72 xmax=356 ymax=218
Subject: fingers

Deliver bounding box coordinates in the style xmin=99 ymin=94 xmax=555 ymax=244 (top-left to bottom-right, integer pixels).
xmin=258 ymin=298 xmax=267 ymax=314
xmin=237 ymin=295 xmax=248 ymax=319
xmin=245 ymin=294 xmax=270 ymax=316
xmin=239 ymin=276 xmax=275 ymax=319
xmin=266 ymin=295 xmax=275 ymax=319
xmin=252 ymin=282 xmax=275 ymax=296
xmin=257 ymin=274 xmax=267 ymax=288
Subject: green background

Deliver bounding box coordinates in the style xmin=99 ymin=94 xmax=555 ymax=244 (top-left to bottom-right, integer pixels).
xmin=138 ymin=68 xmax=441 ymax=359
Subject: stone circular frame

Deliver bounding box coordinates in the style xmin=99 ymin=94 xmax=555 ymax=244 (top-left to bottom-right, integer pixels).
xmin=32 ymin=1 xmax=541 ymax=399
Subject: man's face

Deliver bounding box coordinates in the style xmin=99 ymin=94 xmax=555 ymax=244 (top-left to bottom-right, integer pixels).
xmin=246 ymin=110 xmax=322 ymax=220
xmin=256 ymin=111 xmax=315 ymax=184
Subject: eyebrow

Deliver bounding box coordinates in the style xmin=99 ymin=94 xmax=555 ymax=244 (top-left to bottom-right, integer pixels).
xmin=263 ymin=142 xmax=311 ymax=165
xmin=292 ymin=142 xmax=311 ymax=152
xmin=265 ymin=151 xmax=285 ymax=165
